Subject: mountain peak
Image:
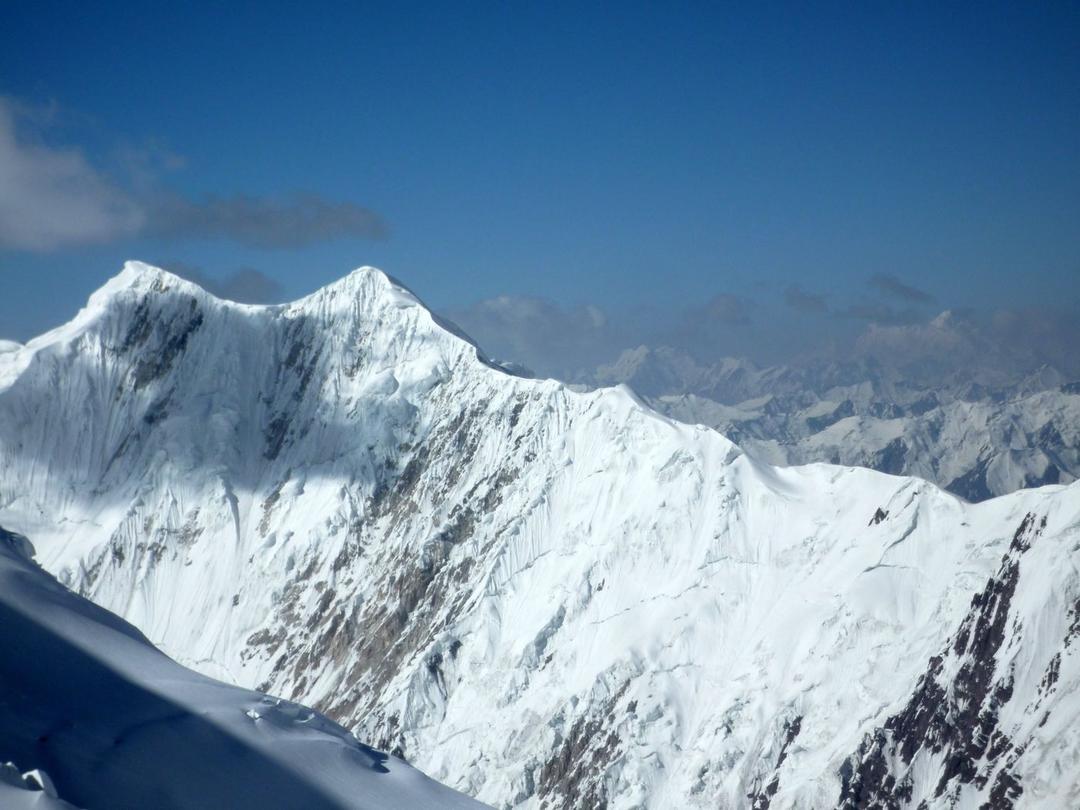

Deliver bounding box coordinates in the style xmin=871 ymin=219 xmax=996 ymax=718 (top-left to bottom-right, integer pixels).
xmin=301 ymin=264 xmax=419 ymax=308
xmin=98 ymin=262 xmax=412 ymax=310
xmin=87 ymin=262 xmax=215 ymax=315
xmin=117 ymin=260 xmax=198 ymax=291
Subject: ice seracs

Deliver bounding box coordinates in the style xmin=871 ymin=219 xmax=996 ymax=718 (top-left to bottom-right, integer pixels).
xmin=0 ymin=262 xmax=1078 ymax=808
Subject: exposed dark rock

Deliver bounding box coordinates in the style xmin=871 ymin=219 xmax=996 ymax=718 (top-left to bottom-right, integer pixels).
xmin=947 ymin=458 xmax=994 ymax=503
xmin=142 ymin=394 xmax=172 ymax=426
xmin=263 ymin=318 xmax=322 ymax=459
xmin=509 ymin=398 xmax=526 ymax=428
xmin=806 ymin=400 xmax=855 ymax=433
xmin=1036 ymin=421 xmax=1064 ymax=447
xmin=1066 ymin=598 xmax=1080 ymax=648
xmin=747 ymin=714 xmax=802 ymax=810
xmin=868 ymin=401 xmax=903 ymax=420
xmin=837 ymin=513 xmax=1045 ymax=809
xmin=873 ymin=437 xmax=909 ymax=476
xmin=1023 ymin=463 xmax=1060 ymax=488
xmin=536 ymin=683 xmax=630 ymax=809
xmin=128 ymin=298 xmax=204 ymax=389
xmin=908 ymin=392 xmax=939 ymax=416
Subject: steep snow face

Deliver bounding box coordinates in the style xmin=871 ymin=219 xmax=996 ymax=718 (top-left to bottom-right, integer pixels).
xmin=0 ymin=526 xmax=487 ymax=810
xmin=1 ymin=263 xmax=1079 ymax=808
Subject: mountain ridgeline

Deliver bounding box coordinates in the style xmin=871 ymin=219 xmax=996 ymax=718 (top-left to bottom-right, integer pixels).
xmin=0 ymin=263 xmax=1077 ymax=808
xmin=584 ymin=343 xmax=1079 ymax=502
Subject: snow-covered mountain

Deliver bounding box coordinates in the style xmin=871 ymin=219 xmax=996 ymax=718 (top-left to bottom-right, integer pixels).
xmin=1 ymin=263 xmax=1078 ymax=808
xmin=590 ymin=345 xmax=1079 ymax=500
xmin=0 ymin=525 xmax=486 ymax=810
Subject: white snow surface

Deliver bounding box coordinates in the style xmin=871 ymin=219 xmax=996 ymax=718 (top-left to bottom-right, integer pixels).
xmin=0 ymin=526 xmax=486 ymax=810
xmin=0 ymin=262 xmax=1078 ymax=807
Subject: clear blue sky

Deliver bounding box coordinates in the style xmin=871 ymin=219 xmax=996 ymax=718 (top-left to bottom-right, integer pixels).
xmin=1 ymin=1 xmax=1078 ymax=357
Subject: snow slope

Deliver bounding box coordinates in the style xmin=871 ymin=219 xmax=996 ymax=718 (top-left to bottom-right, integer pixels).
xmin=1 ymin=263 xmax=1078 ymax=807
xmin=0 ymin=525 xmax=487 ymax=810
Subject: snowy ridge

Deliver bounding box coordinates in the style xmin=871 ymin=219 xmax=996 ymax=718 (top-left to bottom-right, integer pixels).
xmin=0 ymin=525 xmax=487 ymax=810
xmin=1 ymin=262 xmax=1078 ymax=808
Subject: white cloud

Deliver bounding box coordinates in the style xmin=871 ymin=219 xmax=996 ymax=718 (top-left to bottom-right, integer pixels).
xmin=0 ymin=98 xmax=144 ymax=250
xmin=0 ymin=96 xmax=386 ymax=252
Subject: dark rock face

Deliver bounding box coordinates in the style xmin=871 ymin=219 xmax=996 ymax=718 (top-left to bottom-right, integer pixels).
xmin=873 ymin=437 xmax=909 ymax=476
xmin=806 ymin=400 xmax=855 ymax=433
xmin=837 ymin=514 xmax=1048 ymax=809
xmin=747 ymin=714 xmax=803 ymax=810
xmin=120 ymin=283 xmax=205 ymax=390
xmin=264 ymin=317 xmax=322 ymax=460
xmin=1036 ymin=421 xmax=1064 ymax=448
xmin=946 ymin=458 xmax=994 ymax=503
xmin=535 ymin=682 xmax=630 ymax=810
xmin=1024 ymin=463 xmax=1060 ymax=489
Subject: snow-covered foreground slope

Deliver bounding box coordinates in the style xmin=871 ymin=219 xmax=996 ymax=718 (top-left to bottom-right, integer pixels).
xmin=1 ymin=263 xmax=1079 ymax=808
xmin=0 ymin=526 xmax=487 ymax=810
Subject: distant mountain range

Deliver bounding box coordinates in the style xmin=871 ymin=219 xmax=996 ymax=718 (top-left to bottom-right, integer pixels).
xmin=581 ymin=341 xmax=1078 ymax=501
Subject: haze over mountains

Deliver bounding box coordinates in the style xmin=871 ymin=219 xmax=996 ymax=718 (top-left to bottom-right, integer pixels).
xmin=583 ymin=341 xmax=1079 ymax=501
xmin=446 ymin=299 xmax=1080 ymax=501
xmin=1 ymin=264 xmax=1078 ymax=808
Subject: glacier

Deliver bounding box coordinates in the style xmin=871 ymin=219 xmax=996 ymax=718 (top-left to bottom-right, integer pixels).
xmin=0 ymin=262 xmax=1078 ymax=808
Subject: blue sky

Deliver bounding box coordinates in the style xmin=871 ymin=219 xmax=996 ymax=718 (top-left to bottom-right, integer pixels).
xmin=1 ymin=2 xmax=1078 ymax=370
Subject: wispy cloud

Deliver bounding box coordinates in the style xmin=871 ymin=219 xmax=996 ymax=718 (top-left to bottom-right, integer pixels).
xmin=701 ymin=293 xmax=754 ymax=325
xmin=0 ymin=98 xmax=144 ymax=250
xmin=839 ymin=302 xmax=923 ymax=325
xmin=0 ymin=96 xmax=386 ymax=252
xmin=443 ymin=295 xmax=617 ymax=377
xmin=450 ymin=286 xmax=1080 ymax=384
xmin=783 ymin=285 xmax=827 ymax=314
xmin=146 ymin=193 xmax=386 ymax=249
xmin=162 ymin=263 xmax=286 ymax=303
xmin=869 ymin=273 xmax=935 ymax=304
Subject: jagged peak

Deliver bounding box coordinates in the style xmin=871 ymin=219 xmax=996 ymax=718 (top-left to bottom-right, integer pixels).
xmin=72 ymin=261 xmax=498 ymax=374
xmin=110 ymin=260 xmax=201 ymax=293
xmin=294 ymin=264 xmax=424 ymax=312
xmin=33 ymin=263 xmax=742 ymax=448
xmin=98 ymin=262 xmax=427 ymax=320
xmin=85 ymin=262 xmax=223 ymax=316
